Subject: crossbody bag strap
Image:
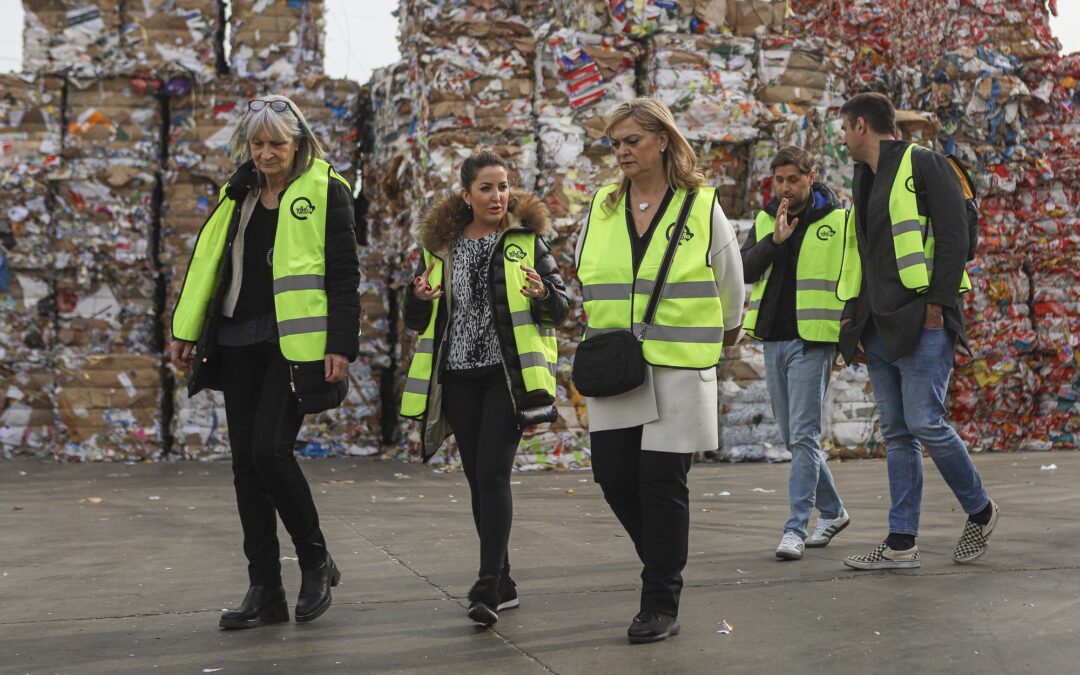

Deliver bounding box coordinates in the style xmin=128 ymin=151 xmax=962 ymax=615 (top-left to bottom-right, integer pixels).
xmin=640 ymin=190 xmax=698 ymax=334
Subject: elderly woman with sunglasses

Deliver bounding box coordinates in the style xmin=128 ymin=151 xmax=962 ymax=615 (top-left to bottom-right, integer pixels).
xmin=170 ymin=95 xmax=361 ymax=629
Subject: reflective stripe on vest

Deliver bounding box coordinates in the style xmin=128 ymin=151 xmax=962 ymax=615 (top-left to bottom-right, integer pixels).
xmin=502 ymin=232 xmax=559 ymax=396
xmin=578 ymin=185 xmax=724 ymax=368
xmin=837 ymin=146 xmax=972 ymax=301
xmin=399 ymin=233 xmax=559 ymax=421
xmin=400 ymin=249 xmax=443 ymax=419
xmin=171 ymin=158 xmax=351 ymax=362
xmin=743 ymin=207 xmax=847 ymax=343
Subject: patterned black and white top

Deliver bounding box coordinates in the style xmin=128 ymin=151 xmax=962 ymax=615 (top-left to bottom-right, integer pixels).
xmin=446 ymin=231 xmax=503 ymax=370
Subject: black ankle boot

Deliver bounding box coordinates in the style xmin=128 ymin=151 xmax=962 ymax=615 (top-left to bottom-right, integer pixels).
xmin=219 ymin=585 xmax=289 ymax=629
xmin=295 ymin=554 xmax=341 ymax=623
xmin=627 ymin=610 xmax=681 ymax=644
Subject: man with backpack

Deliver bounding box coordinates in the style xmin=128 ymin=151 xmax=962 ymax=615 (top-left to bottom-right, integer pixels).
xmin=835 ymin=92 xmax=999 ymax=570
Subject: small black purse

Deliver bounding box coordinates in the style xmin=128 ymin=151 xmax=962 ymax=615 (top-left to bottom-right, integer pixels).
xmin=288 ymin=360 xmax=350 ymax=415
xmin=571 ymin=190 xmax=698 ymax=398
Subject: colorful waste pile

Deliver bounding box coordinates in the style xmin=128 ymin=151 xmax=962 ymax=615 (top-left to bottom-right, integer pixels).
xmin=3 ymin=0 xmax=1077 ymax=464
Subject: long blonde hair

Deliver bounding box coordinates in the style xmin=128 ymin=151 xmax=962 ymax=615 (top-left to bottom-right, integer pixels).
xmin=603 ymin=97 xmax=704 ymax=210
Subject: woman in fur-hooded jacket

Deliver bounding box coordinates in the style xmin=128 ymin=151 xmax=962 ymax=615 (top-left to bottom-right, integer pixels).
xmin=400 ymin=150 xmax=570 ymax=626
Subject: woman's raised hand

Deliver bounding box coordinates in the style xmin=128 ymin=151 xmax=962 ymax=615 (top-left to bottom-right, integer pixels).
xmin=412 ymin=261 xmax=443 ymax=301
xmin=519 ymin=265 xmax=548 ymax=299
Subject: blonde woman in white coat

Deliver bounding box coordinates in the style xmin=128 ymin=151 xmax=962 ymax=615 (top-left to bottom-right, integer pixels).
xmin=575 ymin=98 xmax=744 ymax=643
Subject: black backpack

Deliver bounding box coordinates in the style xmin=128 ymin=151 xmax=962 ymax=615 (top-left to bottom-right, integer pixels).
xmin=914 ymin=148 xmax=980 ymax=262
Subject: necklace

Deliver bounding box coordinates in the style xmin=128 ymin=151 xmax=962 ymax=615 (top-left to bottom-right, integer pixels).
xmin=638 ymin=202 xmax=650 ymax=211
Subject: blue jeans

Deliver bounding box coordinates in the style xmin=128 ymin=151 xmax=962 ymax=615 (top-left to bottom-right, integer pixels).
xmin=764 ymin=340 xmax=844 ymax=540
xmin=863 ymin=325 xmax=990 ymax=536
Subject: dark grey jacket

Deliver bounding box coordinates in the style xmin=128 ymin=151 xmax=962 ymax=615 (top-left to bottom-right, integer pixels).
xmin=839 ymin=140 xmax=970 ymax=364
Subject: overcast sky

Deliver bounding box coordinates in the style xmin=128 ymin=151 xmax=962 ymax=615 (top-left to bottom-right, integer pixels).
xmin=0 ymin=1 xmax=1076 ymax=83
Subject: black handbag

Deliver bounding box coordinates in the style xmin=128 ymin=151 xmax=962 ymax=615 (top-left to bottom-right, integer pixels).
xmin=288 ymin=360 xmax=350 ymax=415
xmin=572 ymin=190 xmax=698 ymax=397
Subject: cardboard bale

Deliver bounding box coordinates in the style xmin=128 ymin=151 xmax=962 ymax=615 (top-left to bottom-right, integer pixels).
xmin=0 ymin=175 xmax=55 ymax=270
xmin=696 ymin=141 xmax=750 ymax=219
xmin=727 ymin=0 xmax=787 ymax=37
xmin=165 ymin=76 xmax=253 ymax=181
xmin=52 ymin=170 xmax=158 ymax=272
xmin=0 ymin=267 xmax=54 ymax=357
xmin=518 ymin=0 xmax=609 ymax=32
xmin=63 ymin=76 xmax=163 ymax=167
xmin=122 ymin=0 xmax=220 ymax=83
xmin=22 ymin=1 xmax=125 ymax=81
xmin=54 ymin=353 xmax=163 ymax=461
xmin=757 ymin=36 xmax=851 ymax=109
xmin=718 ymin=341 xmax=786 ymax=461
xmin=647 ymin=34 xmax=761 ymax=143
xmin=534 ymin=29 xmax=640 ymax=229
xmin=171 ymin=378 xmax=229 ymax=460
xmin=399 ymin=0 xmax=517 ymax=28
xmin=56 ymin=266 xmax=158 ymax=356
xmin=0 ymin=353 xmax=56 ymax=459
xmin=230 ymin=0 xmax=325 ymax=80
xmin=0 ymin=74 xmax=64 ymax=177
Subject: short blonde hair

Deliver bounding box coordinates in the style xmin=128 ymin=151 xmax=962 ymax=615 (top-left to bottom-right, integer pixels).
xmin=229 ymin=94 xmax=325 ymax=185
xmin=603 ymin=97 xmax=705 ymax=210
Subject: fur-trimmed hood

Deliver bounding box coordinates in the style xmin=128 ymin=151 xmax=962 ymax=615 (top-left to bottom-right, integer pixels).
xmin=419 ymin=189 xmax=553 ymax=255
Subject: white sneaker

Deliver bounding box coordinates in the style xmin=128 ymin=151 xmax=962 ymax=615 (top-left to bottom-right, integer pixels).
xmin=806 ymin=509 xmax=851 ymax=548
xmin=775 ymin=531 xmax=805 ymax=560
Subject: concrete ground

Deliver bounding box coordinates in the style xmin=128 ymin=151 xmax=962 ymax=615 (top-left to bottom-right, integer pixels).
xmin=1 ymin=451 xmax=1078 ymax=675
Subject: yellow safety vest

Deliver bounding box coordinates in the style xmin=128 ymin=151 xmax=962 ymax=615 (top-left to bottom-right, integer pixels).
xmin=837 ymin=145 xmax=973 ymax=301
xmin=400 ymin=232 xmax=558 ymax=420
xmin=578 ymin=185 xmax=724 ymax=369
xmin=744 ymin=207 xmax=847 ymax=343
xmin=172 ymin=158 xmax=352 ymax=362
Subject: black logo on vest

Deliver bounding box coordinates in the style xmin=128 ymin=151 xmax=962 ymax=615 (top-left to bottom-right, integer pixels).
xmin=504 ymin=243 xmax=527 ymax=262
xmin=290 ymin=197 xmax=316 ymax=220
xmin=816 ymin=224 xmax=837 ymax=241
xmin=905 ymin=176 xmax=916 ymax=194
xmin=665 ymin=223 xmax=694 ymax=245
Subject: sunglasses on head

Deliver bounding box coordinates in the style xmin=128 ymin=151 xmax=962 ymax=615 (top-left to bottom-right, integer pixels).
xmin=248 ymin=99 xmax=293 ymax=114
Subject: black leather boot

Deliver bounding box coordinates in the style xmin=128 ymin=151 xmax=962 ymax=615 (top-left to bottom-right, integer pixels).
xmin=295 ymin=554 xmax=341 ymax=623
xmin=219 ymin=585 xmax=289 ymax=629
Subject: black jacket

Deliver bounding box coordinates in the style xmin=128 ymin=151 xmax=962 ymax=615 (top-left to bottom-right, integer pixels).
xmin=403 ymin=189 xmax=571 ymax=461
xmin=741 ymin=182 xmax=844 ymax=344
xmin=839 ymin=141 xmax=970 ymax=364
xmin=182 ymin=159 xmax=361 ymax=396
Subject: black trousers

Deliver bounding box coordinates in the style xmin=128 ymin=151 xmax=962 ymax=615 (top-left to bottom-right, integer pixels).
xmin=590 ymin=426 xmax=692 ymax=617
xmin=221 ymin=342 xmax=327 ymax=586
xmin=442 ymin=364 xmax=522 ymax=578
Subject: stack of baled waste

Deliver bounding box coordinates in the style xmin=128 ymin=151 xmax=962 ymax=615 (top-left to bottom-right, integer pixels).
xmin=122 ymin=0 xmax=221 ymax=84
xmin=51 ymin=77 xmax=165 ymax=462
xmin=0 ymin=74 xmax=63 ymax=458
xmin=21 ymin=1 xmax=124 ymax=82
xmin=230 ymin=0 xmax=325 ymax=81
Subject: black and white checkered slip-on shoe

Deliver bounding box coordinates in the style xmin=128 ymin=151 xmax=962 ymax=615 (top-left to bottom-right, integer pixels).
xmin=843 ymin=541 xmax=921 ymax=570
xmin=954 ymin=500 xmax=999 ymax=564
